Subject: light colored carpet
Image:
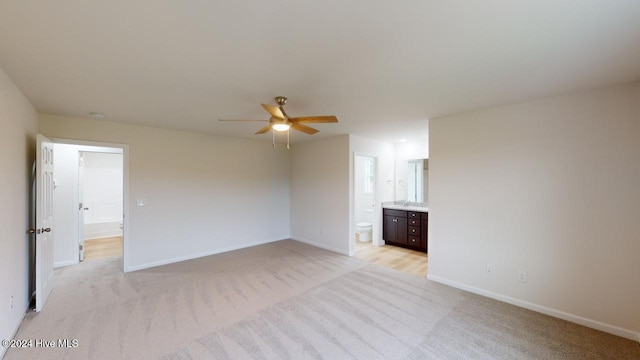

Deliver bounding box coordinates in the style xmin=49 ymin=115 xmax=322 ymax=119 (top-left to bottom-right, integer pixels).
xmin=5 ymin=240 xmax=639 ymax=359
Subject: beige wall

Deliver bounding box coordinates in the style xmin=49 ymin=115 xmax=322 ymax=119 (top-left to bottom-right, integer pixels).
xmin=428 ymin=82 xmax=640 ymax=340
xmin=290 ymin=135 xmax=350 ymax=254
xmin=0 ymin=68 xmax=39 ymax=358
xmin=40 ymin=114 xmax=291 ymax=271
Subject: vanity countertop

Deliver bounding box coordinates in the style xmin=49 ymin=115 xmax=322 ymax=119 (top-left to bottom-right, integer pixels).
xmin=383 ymin=204 xmax=429 ymax=212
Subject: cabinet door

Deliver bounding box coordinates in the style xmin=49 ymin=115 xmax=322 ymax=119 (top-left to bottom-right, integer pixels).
xmin=383 ymin=216 xmax=408 ymax=245
xmin=396 ymin=217 xmax=408 ymax=245
xmin=383 ymin=216 xmax=396 ymax=243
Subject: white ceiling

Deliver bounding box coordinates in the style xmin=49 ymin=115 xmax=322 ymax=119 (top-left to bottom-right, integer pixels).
xmin=1 ymin=1 xmax=639 ymax=143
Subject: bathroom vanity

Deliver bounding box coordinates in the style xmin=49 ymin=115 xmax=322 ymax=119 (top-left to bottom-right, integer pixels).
xmin=382 ymin=205 xmax=428 ymax=253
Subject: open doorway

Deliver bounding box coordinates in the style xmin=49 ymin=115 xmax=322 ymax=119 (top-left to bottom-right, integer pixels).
xmin=51 ymin=141 xmax=127 ymax=270
xmin=353 ymin=155 xmax=378 ymax=253
xmin=78 ymin=151 xmax=123 ymax=261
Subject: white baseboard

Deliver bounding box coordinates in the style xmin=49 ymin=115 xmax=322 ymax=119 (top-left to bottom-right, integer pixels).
xmin=427 ymin=274 xmax=640 ymax=343
xmin=290 ymin=236 xmax=350 ymax=255
xmin=54 ymin=259 xmax=78 ymax=268
xmin=125 ymin=236 xmax=287 ymax=272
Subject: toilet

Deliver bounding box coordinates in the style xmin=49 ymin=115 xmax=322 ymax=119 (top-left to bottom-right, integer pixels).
xmin=356 ymin=208 xmax=373 ymax=242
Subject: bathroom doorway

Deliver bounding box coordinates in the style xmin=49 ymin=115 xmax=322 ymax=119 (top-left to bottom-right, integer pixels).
xmin=354 ymin=155 xmax=378 ymax=252
xmin=78 ymin=151 xmax=124 ymax=261
xmin=51 ymin=140 xmax=128 ymax=271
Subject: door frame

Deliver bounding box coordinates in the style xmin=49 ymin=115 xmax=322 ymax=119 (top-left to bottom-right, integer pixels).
xmin=51 ymin=138 xmax=131 ymax=273
xmin=78 ymin=151 xmax=85 ymax=262
xmin=350 ymin=152 xmax=380 ymax=256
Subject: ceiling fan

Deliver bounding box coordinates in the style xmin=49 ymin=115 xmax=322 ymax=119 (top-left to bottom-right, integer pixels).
xmin=219 ymin=96 xmax=338 ymax=148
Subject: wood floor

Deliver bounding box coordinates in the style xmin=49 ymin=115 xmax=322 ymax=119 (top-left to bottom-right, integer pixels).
xmin=84 ymin=236 xmax=123 ymax=260
xmin=354 ymin=239 xmax=428 ymax=277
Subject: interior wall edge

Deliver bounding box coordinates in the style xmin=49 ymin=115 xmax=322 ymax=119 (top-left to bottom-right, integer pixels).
xmin=289 ymin=237 xmax=350 ymax=256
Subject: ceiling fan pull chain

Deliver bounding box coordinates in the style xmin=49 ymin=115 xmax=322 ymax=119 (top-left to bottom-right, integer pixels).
xmin=287 ymin=130 xmax=290 ymax=149
xmin=272 ymin=130 xmax=276 ymax=148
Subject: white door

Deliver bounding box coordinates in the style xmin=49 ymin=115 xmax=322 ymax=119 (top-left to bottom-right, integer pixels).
xmin=35 ymin=134 xmax=55 ymax=312
xmin=78 ymin=152 xmax=86 ymax=261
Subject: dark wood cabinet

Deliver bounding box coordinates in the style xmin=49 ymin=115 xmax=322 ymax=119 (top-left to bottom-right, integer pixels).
xmin=408 ymin=236 xmax=420 ymax=247
xmin=383 ymin=211 xmax=407 ymax=245
xmin=383 ymin=208 xmax=428 ymax=253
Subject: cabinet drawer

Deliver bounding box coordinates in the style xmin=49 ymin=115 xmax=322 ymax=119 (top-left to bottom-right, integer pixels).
xmin=409 ymin=218 xmax=420 ymax=226
xmin=408 ymin=236 xmax=420 ymax=246
xmin=408 ymin=226 xmax=420 ymax=236
xmin=408 ymin=211 xmax=421 ymax=219
xmin=383 ymin=209 xmax=407 ymax=218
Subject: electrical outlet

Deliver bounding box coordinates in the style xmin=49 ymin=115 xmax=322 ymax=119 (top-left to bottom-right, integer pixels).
xmin=485 ymin=264 xmax=493 ymax=274
xmin=10 ymin=295 xmax=14 ymax=310
xmin=518 ymin=270 xmax=527 ymax=283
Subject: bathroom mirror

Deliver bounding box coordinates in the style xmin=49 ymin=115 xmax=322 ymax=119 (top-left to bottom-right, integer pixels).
xmin=397 ymin=158 xmax=428 ymax=203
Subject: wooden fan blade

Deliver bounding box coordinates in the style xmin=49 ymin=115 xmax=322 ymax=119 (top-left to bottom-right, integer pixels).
xmin=261 ymin=104 xmax=284 ymax=119
xmin=255 ymin=125 xmax=272 ymax=135
xmin=289 ymin=115 xmax=338 ymax=123
xmin=219 ymin=119 xmax=269 ymax=122
xmin=291 ymin=123 xmax=319 ymax=135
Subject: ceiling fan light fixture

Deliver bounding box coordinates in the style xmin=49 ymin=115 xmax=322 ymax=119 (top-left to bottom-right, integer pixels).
xmin=272 ymin=123 xmax=291 ymax=131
